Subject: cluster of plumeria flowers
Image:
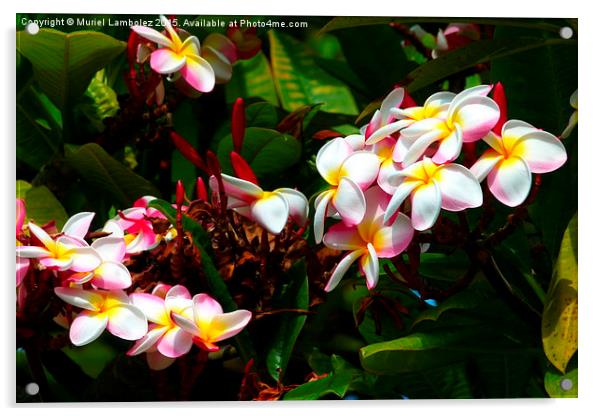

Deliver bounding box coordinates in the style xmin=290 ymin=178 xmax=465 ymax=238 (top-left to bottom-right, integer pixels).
xmin=312 ymin=84 xmax=568 ymax=292
xmin=16 ymin=196 xmax=251 ymax=370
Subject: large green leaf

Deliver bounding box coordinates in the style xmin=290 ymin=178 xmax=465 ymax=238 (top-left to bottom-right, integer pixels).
xmin=269 ymin=31 xmax=358 ymax=115
xmin=266 ymin=261 xmax=309 ymax=382
xmin=542 ymin=214 xmax=577 ymax=373
xmin=225 ymin=52 xmax=279 ymax=106
xmin=17 ymin=29 xmax=125 ymax=111
xmin=148 ymin=199 xmax=256 ymax=363
xmin=66 ymin=143 xmax=160 ymax=208
xmin=17 ymin=85 xmax=62 ymax=169
xmin=404 ymin=37 xmax=575 ymax=93
xmin=217 ymin=127 xmax=301 ymax=178
xmin=393 ymin=363 xmax=474 ymax=399
xmin=320 ymin=17 xmax=568 ymax=34
xmin=23 ymin=184 xmax=69 ymax=229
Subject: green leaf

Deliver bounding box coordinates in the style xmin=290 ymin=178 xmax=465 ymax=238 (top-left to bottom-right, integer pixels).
xmin=542 ymin=214 xmax=578 ymax=373
xmin=269 ymin=31 xmax=358 ymax=115
xmin=66 ymin=143 xmax=160 ymax=208
xmin=171 ymin=100 xmax=201 ymax=193
xmin=61 ymin=338 xmax=118 ymax=379
xmin=16 ymin=180 xmax=32 ymax=199
xmin=404 ymin=37 xmax=575 ymax=93
xmin=17 ymin=86 xmax=62 ymax=169
xmin=17 ymin=29 xmax=126 ymax=111
xmin=359 ymin=328 xmax=478 ymax=374
xmin=320 ymin=17 xmax=568 ymax=34
xmin=148 ymin=199 xmax=256 ymax=363
xmin=544 ymin=366 xmax=577 ymax=398
xmin=24 ymin=185 xmax=69 ymax=229
xmin=419 ymin=251 xmax=471 ymax=282
xmin=393 ymin=363 xmax=474 ymax=399
xmin=225 ymin=52 xmax=279 ymax=105
xmin=74 ymin=71 xmax=119 ymax=133
xmin=245 ymin=102 xmax=279 ymax=128
xmin=217 ymin=127 xmax=301 ymax=178
xmin=266 ymin=261 xmax=309 ymax=382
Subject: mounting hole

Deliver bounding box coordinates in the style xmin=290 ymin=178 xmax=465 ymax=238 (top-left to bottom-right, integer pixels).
xmin=25 ymin=382 xmax=40 ymax=395
xmin=559 ymin=26 xmax=573 ymax=39
xmin=560 ymin=378 xmax=573 ymax=391
xmin=25 ymin=22 xmax=40 ymax=35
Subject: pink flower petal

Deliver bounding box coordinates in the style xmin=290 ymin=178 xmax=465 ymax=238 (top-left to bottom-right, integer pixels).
xmin=332 ymin=177 xmax=366 ymax=225
xmin=92 ymin=261 xmax=132 ymax=290
xmin=156 ymin=327 xmax=193 ymax=358
xmin=127 ymin=325 xmax=169 ymax=356
xmin=40 ymin=257 xmax=73 ymax=271
xmin=487 ymin=157 xmax=532 ymax=207
xmin=431 ymin=124 xmax=463 ymax=164
xmin=62 ymin=212 xmax=95 ymax=239
xmin=102 ymin=219 xmax=124 ymax=238
xmin=380 ymin=87 xmax=405 ymax=124
xmin=180 ymin=55 xmax=216 ymax=93
xmin=365 ymin=119 xmax=411 ymax=145
xmin=435 ymin=164 xmax=483 ymax=211
xmin=218 ymin=173 xmax=263 ymax=203
xmin=384 ymin=180 xmax=421 ymax=223
xmin=339 ymin=151 xmax=381 ymax=189
xmin=372 ymin=213 xmax=413 ymax=258
xmin=16 ymin=245 xmax=51 ymax=258
xmin=513 ymin=130 xmax=567 ymax=173
xmin=67 ymin=246 xmax=103 ymax=273
xmin=16 ymin=199 xmax=26 ymax=235
xmin=69 ymin=311 xmax=108 ymax=346
xmin=250 ymin=192 xmax=289 ymax=234
xmin=16 ymin=257 xmax=29 ymax=286
xmin=150 ymin=48 xmax=186 ymax=74
xmin=130 ymin=293 xmax=170 ymax=325
xmin=170 ymin=311 xmax=199 ymax=336
xmin=210 ymin=310 xmax=253 ymax=342
xmin=377 ymin=159 xmax=404 ymax=195
xmin=131 ymin=25 xmax=173 ymax=48
xmin=27 ymin=222 xmax=55 ymax=250
xmin=313 ymin=190 xmax=334 ymax=244
xmin=324 ymin=249 xmax=364 ymax=292
xmin=91 ymin=237 xmax=126 ymax=263
xmin=402 ymin=129 xmax=446 ymax=167
xmin=323 ymin=222 xmax=365 ymax=251
xmin=192 ymin=294 xmax=224 ymax=321
xmin=452 ymin=95 xmax=500 ymax=142
xmin=411 ymin=182 xmax=442 ymax=231
xmin=106 ymin=304 xmax=148 ymax=341
xmin=151 ymin=283 xmax=172 ymax=299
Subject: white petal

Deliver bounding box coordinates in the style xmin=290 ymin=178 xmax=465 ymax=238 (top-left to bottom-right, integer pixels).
xmin=250 ymin=193 xmax=289 ymax=234
xmin=366 ymin=120 xmax=412 ymax=145
xmin=402 ymin=130 xmax=446 ymax=167
xmin=384 ymin=180 xmax=421 ymax=223
xmin=451 ymin=96 xmax=500 ymax=142
xmin=432 ymin=124 xmax=462 ymax=164
xmin=92 ymin=261 xmax=132 ymax=290
xmin=360 ymin=244 xmax=379 ymax=290
xmin=107 ymin=304 xmax=148 ymax=341
xmin=131 ymin=25 xmax=174 ymax=48
xmin=487 ymin=157 xmax=532 ymax=207
xmin=69 ymin=311 xmax=108 ymax=346
xmin=91 ymin=237 xmax=126 ymax=263
xmin=211 ymin=310 xmax=253 ymax=342
xmin=380 ymin=87 xmax=405 ymax=123
xmin=470 ymin=150 xmax=503 ymax=182
xmin=324 ymin=249 xmax=364 ymax=292
xmin=411 ymin=182 xmax=442 ymax=231
xmin=62 ymin=212 xmax=95 ymax=239
xmin=127 ymin=325 xmax=169 ymax=356
xmin=313 ymin=190 xmax=333 ymax=244
xmin=316 ymin=138 xmax=354 ymax=186
xmin=218 ymin=173 xmax=263 ymax=203
xmin=54 ymin=287 xmax=103 ymax=311
xmin=513 ymin=130 xmax=567 ymax=173
xmin=275 ymin=188 xmax=309 ymax=227
xmin=436 ymin=164 xmax=483 ymax=211
xmin=339 ymin=151 xmax=380 ymax=188
xmin=332 ymin=177 xmax=366 ymax=225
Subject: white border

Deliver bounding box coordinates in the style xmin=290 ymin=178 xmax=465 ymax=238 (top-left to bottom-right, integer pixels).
xmin=2 ymin=1 xmax=599 ymax=414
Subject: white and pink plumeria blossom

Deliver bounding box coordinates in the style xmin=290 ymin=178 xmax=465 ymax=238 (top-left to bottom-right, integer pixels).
xmin=67 ymin=237 xmax=132 ymax=290
xmin=369 ymin=136 xmax=405 ymax=195
xmin=113 ymin=196 xmax=165 ymax=253
xmin=313 ymin=137 xmax=381 ymax=243
xmin=16 ymin=219 xmax=102 ymax=273
xmin=362 ymin=88 xmax=412 ymax=145
xmin=170 ymin=293 xmax=252 ymax=352
xmin=384 ymin=157 xmax=483 ymax=231
xmin=210 ymin=173 xmax=309 ymax=235
xmin=395 ymin=85 xmax=500 ymax=167
xmin=127 ymin=285 xmax=194 ymax=369
xmin=54 ymin=287 xmax=147 ymax=346
xmin=470 ymin=120 xmax=567 ymax=207
xmin=322 ymin=187 xmax=414 ymax=292
xmin=132 ymin=15 xmax=217 ymax=93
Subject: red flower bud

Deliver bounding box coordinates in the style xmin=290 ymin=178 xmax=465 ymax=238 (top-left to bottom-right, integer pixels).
xmin=196 ymin=177 xmax=208 ymax=202
xmin=170 ymin=131 xmax=209 ymax=174
xmin=176 ymin=180 xmax=185 ymax=206
xmin=401 ymin=91 xmax=417 ymax=108
xmin=230 ymin=151 xmax=258 ymax=185
xmin=232 ymin=98 xmax=246 ymax=153
xmin=205 ymin=150 xmax=222 ymax=177
xmin=492 ymin=81 xmax=507 ymax=136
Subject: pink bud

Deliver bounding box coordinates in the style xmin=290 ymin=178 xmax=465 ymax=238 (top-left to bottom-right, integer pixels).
xmin=230 ymin=151 xmax=258 ymax=185
xmin=176 ymin=180 xmax=185 ymax=206
xmin=170 ymin=131 xmax=209 ymax=173
xmin=231 ymin=98 xmax=246 ymax=153
xmin=196 ymin=177 xmax=208 ymax=202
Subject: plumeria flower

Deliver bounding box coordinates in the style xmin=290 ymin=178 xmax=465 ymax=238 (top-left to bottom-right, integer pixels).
xmin=54 ymin=287 xmax=147 ymax=346
xmin=470 ymin=120 xmax=567 ymax=207
xmin=171 ymin=293 xmax=252 ymax=352
xmin=210 ymin=173 xmax=309 ymax=235
xmin=560 ymin=89 xmax=578 ymax=139
xmin=369 ymin=136 xmax=404 ymax=195
xmin=323 ymin=187 xmax=414 ymax=291
xmin=113 ymin=196 xmax=165 ymax=253
xmin=67 ymin=237 xmax=131 ymax=290
xmin=127 ymin=285 xmax=194 ymax=370
xmin=396 ymin=85 xmax=500 ymax=166
xmin=432 ymin=23 xmax=480 ymax=59
xmin=132 ymin=15 xmax=217 ymax=93
xmin=362 ymin=88 xmax=411 ymax=145
xmin=384 ymin=157 xmax=483 ymax=231
xmin=314 ymin=137 xmax=381 ymax=243
xmin=16 ymin=221 xmax=101 ymax=273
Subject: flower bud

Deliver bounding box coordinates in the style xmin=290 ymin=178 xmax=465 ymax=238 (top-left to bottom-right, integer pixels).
xmin=170 ymin=131 xmax=208 ymax=173
xmin=492 ymin=82 xmax=507 ymax=135
xmin=230 ymin=151 xmax=258 ymax=185
xmin=196 ymin=177 xmax=208 ymax=201
xmin=232 ymin=98 xmax=245 ymax=153
xmin=176 ymin=180 xmax=185 ymax=206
